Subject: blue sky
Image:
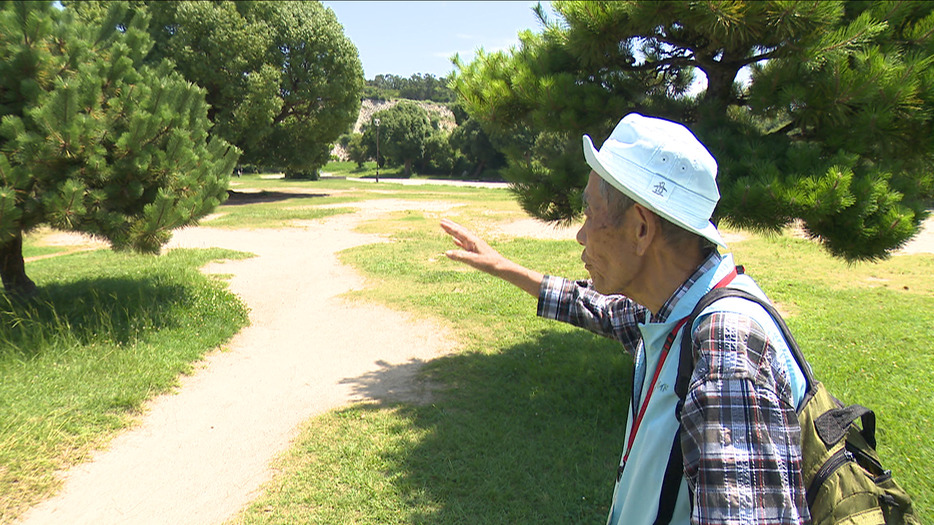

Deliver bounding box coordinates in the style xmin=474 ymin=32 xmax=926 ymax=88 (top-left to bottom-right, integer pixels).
xmin=322 ymin=1 xmax=550 ymax=79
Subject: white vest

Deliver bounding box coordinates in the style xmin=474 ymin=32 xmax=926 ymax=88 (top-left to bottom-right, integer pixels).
xmin=606 ymin=254 xmax=806 ymax=525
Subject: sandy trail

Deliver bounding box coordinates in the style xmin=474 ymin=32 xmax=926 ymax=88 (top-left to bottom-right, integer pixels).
xmin=17 ymin=201 xmax=459 ymax=525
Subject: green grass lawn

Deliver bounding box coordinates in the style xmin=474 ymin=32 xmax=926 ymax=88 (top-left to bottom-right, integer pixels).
xmin=321 ymin=160 xmax=407 ymax=180
xmin=0 ymin=246 xmax=251 ymax=522
xmin=228 ymin=182 xmax=933 ymax=524
xmin=21 ymin=244 xmax=68 ymax=259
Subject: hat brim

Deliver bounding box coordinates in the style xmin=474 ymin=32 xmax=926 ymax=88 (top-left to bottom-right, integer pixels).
xmin=583 ymin=135 xmax=727 ymax=248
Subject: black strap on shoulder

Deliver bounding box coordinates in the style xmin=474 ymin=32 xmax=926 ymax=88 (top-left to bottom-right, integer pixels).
xmin=655 ymin=286 xmax=815 ymax=524
xmin=654 ymin=428 xmax=686 ymax=524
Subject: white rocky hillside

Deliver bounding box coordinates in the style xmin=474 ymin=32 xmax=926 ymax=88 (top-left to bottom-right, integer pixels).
xmin=331 ymin=98 xmax=456 ymax=161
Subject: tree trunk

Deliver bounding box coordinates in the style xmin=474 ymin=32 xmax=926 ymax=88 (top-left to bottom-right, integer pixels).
xmin=404 ymin=159 xmax=412 ymax=177
xmin=471 ymin=159 xmax=487 ymax=180
xmin=700 ymin=62 xmax=740 ymax=117
xmin=1 ymin=232 xmax=37 ymax=296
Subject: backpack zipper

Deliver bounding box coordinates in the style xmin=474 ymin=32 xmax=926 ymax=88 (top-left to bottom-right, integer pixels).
xmin=806 ymin=448 xmax=855 ymax=508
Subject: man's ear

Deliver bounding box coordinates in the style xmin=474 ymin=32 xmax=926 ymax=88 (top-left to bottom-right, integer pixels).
xmin=631 ymin=204 xmax=658 ymax=257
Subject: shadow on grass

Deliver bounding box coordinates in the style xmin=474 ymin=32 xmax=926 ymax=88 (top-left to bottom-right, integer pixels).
xmin=225 ymin=190 xmax=331 ymax=205
xmin=340 ymin=328 xmax=633 ymax=524
xmin=0 ymin=276 xmax=191 ymax=359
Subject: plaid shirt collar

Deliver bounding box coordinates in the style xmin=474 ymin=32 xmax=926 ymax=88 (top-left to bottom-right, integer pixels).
xmin=651 ymin=251 xmax=722 ymax=324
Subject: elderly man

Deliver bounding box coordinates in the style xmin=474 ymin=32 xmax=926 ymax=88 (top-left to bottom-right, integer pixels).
xmin=441 ymin=113 xmax=809 ymax=524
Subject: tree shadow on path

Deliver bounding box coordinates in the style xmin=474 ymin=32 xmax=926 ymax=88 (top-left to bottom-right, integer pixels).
xmin=340 ymin=358 xmax=440 ymax=406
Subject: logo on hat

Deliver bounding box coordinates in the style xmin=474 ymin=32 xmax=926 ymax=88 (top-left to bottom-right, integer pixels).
xmin=651 ymin=180 xmax=668 ymax=197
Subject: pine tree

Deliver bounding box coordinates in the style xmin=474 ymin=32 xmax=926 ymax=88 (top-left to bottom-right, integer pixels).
xmin=0 ymin=1 xmax=239 ymax=295
xmin=452 ymin=0 xmax=934 ymax=260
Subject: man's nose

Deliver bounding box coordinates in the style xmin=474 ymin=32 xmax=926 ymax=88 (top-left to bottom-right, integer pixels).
xmin=576 ymin=225 xmax=586 ymax=246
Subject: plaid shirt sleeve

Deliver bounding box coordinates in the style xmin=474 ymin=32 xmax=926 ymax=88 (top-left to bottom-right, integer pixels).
xmin=680 ymin=311 xmax=809 ymax=525
xmin=536 ymin=275 xmax=647 ymax=355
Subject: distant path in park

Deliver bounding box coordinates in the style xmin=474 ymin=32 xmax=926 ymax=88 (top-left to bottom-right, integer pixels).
xmin=17 ymin=198 xmax=464 ymax=525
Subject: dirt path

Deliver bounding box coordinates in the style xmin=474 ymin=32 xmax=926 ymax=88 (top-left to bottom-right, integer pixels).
xmin=16 ymin=201 xmax=460 ymax=525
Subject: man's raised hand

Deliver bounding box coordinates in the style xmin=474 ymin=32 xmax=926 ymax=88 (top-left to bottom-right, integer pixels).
xmin=440 ymin=218 xmax=544 ymax=297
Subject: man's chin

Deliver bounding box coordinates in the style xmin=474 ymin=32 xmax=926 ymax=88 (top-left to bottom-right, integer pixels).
xmin=591 ymin=279 xmax=622 ymax=296
xmin=590 ymin=277 xmax=608 ymax=294
xmin=587 ymin=270 xmax=615 ymax=294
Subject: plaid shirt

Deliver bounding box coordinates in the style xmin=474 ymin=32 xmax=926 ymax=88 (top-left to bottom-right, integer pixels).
xmin=537 ymin=253 xmax=808 ymax=525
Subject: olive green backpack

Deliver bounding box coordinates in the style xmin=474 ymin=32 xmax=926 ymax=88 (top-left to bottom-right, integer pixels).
xmin=657 ymin=287 xmax=920 ymax=525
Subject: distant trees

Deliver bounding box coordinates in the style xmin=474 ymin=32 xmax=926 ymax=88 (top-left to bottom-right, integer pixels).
xmin=452 ymin=0 xmax=934 ymax=260
xmin=365 ymin=73 xmax=455 ymax=103
xmin=341 ymin=98 xmax=506 ymax=180
xmin=342 ymin=133 xmax=369 ymax=169
xmin=418 ymin=129 xmax=458 ymax=175
xmin=72 ymin=0 xmax=364 ymax=179
xmin=362 ymin=102 xmax=434 ymax=177
xmin=0 ymin=1 xmax=238 ymax=295
xmin=449 ymin=118 xmax=506 ymax=179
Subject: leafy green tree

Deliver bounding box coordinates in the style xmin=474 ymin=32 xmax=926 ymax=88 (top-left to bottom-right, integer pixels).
xmin=417 ymin=131 xmax=457 ymax=175
xmin=0 ymin=1 xmax=238 ymax=295
xmin=72 ymin=1 xmax=364 ymax=179
xmin=363 ymin=102 xmax=434 ymax=177
xmin=344 ymin=133 xmax=369 ymax=169
xmin=450 ymin=117 xmax=506 ymax=178
xmin=453 ymin=0 xmax=934 ymax=260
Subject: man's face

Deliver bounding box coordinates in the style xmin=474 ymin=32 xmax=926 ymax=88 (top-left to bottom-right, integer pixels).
xmin=576 ymin=171 xmax=640 ymax=295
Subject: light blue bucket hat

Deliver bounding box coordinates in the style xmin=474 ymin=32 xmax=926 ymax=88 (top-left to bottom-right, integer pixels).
xmin=583 ymin=113 xmax=726 ymax=248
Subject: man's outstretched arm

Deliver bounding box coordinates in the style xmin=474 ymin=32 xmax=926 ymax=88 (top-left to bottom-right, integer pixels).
xmin=440 ymin=219 xmax=544 ymax=297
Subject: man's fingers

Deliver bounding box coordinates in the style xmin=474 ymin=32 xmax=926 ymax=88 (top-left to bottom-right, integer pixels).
xmin=444 ymin=249 xmax=477 ymax=265
xmin=441 ymin=219 xmax=481 ymax=253
xmin=439 ymin=218 xmax=464 ymax=237
xmin=444 ymin=249 xmax=465 ymax=260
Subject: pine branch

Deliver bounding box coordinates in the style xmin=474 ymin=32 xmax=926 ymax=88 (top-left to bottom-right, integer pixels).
xmin=647 ymin=29 xmax=701 ymax=54
xmin=617 ymin=54 xmax=697 ymax=72
xmin=140 ymin=126 xmax=172 ymax=151
xmin=740 ymin=48 xmax=782 ymax=66
xmin=816 ymin=16 xmax=884 ymax=58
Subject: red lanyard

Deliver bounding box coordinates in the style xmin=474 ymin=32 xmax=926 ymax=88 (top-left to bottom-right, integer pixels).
xmin=620 ymin=268 xmax=738 ymax=472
